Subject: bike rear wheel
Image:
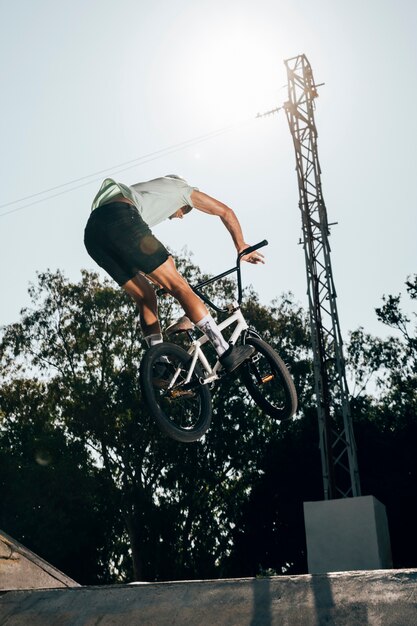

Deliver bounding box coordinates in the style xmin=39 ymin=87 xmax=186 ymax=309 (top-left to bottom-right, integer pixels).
xmin=241 ymin=336 xmax=297 ymax=420
xmin=140 ymin=343 xmax=212 ymax=443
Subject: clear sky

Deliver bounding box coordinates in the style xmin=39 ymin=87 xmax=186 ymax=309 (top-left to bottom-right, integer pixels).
xmin=1 ymin=0 xmax=416 ymax=341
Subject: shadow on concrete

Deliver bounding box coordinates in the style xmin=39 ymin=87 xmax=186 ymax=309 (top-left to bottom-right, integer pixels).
xmin=311 ymin=573 xmax=369 ymax=625
xmin=250 ymin=578 xmax=272 ymax=626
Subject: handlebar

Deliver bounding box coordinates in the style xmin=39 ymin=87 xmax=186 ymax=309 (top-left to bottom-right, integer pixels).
xmin=157 ymin=239 xmax=269 ymax=312
xmin=237 ymin=239 xmax=268 ymax=263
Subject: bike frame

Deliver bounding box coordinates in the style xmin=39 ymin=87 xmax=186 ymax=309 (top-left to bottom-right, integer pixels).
xmin=163 ymin=239 xmax=268 ymax=390
xmin=182 ymin=304 xmax=248 ymax=386
xmin=165 ymin=304 xmax=249 ymax=390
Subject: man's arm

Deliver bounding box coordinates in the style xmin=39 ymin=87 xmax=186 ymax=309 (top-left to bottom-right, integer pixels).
xmin=190 ymin=190 xmax=264 ymax=264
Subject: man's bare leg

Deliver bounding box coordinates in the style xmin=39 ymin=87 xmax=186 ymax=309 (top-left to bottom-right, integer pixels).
xmin=148 ymin=257 xmax=231 ymax=355
xmin=147 ymin=256 xmax=208 ymax=323
xmin=122 ymin=273 xmax=161 ymax=337
xmin=148 ymin=257 xmax=254 ymax=370
xmin=122 ymin=258 xmax=253 ymax=371
xmin=121 ymin=259 xmax=205 ymax=334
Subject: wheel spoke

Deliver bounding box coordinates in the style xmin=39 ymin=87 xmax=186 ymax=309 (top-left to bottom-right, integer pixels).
xmin=241 ymin=337 xmax=297 ymax=421
xmin=142 ymin=337 xmax=295 ymax=442
xmin=148 ymin=353 xmax=207 ymax=433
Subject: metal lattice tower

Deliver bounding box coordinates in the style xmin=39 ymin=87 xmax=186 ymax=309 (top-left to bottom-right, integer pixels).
xmin=284 ymin=54 xmax=361 ymax=499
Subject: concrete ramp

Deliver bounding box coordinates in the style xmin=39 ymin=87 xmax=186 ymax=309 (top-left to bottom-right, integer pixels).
xmin=1 ymin=569 xmax=417 ymax=625
xmin=0 ymin=529 xmax=79 ymax=591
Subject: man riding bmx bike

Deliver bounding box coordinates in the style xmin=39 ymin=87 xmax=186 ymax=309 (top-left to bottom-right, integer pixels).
xmin=84 ymin=174 xmax=264 ymax=372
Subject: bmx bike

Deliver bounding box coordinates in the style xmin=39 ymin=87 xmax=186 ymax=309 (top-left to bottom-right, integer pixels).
xmin=140 ymin=240 xmax=298 ymax=443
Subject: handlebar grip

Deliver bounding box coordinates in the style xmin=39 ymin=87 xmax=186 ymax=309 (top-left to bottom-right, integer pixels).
xmin=237 ymin=239 xmax=268 ymax=261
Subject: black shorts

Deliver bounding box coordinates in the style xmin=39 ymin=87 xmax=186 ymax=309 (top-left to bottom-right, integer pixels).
xmin=84 ymin=202 xmax=170 ymax=286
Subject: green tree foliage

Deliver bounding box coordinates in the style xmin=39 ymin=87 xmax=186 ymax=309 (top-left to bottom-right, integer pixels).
xmin=0 ymin=377 xmax=118 ymax=584
xmin=224 ymin=276 xmax=417 ymax=577
xmin=0 ymin=257 xmax=312 ymax=583
xmin=3 ymin=257 xmax=414 ymax=583
xmin=347 ymin=275 xmax=417 ymax=567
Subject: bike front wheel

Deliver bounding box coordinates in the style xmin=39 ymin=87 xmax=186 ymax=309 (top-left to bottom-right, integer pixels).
xmin=140 ymin=343 xmax=212 ymax=443
xmin=241 ymin=336 xmax=297 ymax=421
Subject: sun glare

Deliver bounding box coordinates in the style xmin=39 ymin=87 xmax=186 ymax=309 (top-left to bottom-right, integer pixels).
xmin=149 ymin=6 xmax=294 ymax=129
xmin=186 ymin=23 xmax=283 ymax=123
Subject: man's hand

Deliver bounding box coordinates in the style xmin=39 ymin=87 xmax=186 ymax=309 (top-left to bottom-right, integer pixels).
xmin=239 ymin=245 xmax=265 ymax=265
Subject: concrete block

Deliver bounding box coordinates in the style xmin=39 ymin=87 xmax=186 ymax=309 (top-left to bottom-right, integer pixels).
xmin=304 ymin=495 xmax=392 ymax=574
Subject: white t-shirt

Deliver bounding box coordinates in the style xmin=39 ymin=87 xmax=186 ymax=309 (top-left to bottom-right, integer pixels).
xmin=91 ymin=175 xmax=198 ymax=227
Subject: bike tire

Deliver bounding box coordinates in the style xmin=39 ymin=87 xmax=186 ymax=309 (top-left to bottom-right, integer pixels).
xmin=241 ymin=336 xmax=298 ymax=420
xmin=140 ymin=342 xmax=212 ymax=443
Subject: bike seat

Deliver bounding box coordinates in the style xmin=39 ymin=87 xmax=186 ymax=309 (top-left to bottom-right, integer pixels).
xmin=165 ymin=315 xmax=195 ymax=337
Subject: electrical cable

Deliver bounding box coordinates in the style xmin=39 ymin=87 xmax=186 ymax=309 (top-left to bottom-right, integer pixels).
xmin=0 ymin=117 xmax=258 ymax=218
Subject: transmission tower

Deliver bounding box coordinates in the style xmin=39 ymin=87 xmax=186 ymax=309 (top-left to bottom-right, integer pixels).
xmin=284 ymin=54 xmax=361 ymax=500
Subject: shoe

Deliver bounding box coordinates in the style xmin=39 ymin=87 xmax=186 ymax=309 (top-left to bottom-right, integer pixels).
xmin=219 ymin=344 xmax=255 ymax=373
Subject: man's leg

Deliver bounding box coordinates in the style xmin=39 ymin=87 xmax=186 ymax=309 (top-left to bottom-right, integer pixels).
xmin=147 ymin=257 xmax=208 ymax=324
xmin=148 ymin=257 xmax=254 ymax=371
xmin=122 ymin=273 xmax=161 ymax=338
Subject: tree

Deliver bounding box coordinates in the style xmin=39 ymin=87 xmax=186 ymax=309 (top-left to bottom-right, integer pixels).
xmin=225 ymin=275 xmax=417 ymax=575
xmin=0 ymin=257 xmax=313 ymax=582
xmin=347 ymin=275 xmax=417 ymax=567
xmin=0 ymin=377 xmax=117 ymax=584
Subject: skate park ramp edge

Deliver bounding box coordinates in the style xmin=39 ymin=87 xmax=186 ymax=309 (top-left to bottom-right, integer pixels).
xmin=1 ymin=569 xmax=417 ymax=625
xmin=0 ymin=529 xmax=79 ymax=591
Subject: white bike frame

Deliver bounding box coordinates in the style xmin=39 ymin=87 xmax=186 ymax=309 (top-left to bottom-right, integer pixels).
xmin=160 ymin=239 xmax=268 ymax=392
xmin=167 ymin=303 xmax=249 ymax=389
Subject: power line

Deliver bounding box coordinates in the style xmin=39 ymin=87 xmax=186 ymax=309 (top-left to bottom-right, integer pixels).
xmin=0 ymin=124 xmax=243 ymax=211
xmin=0 ymin=107 xmax=282 ymax=219
xmin=0 ymin=127 xmax=242 ymax=217
xmin=0 ymin=120 xmax=248 ymax=218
